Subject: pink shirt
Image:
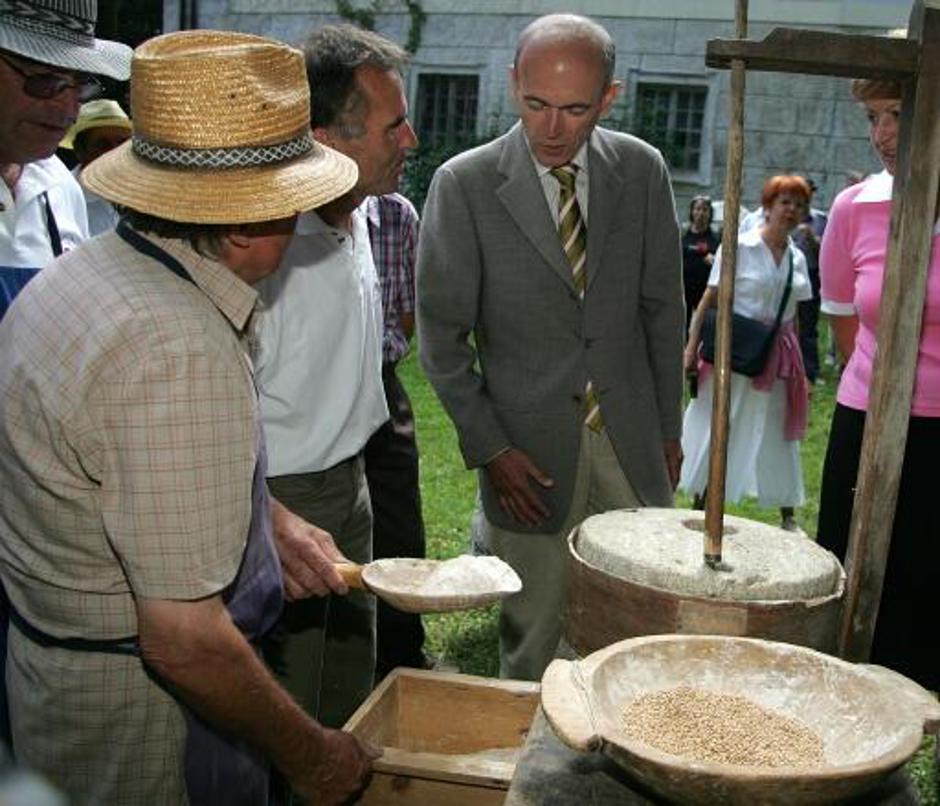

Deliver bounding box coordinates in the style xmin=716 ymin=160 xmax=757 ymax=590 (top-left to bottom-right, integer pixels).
xmin=820 ymin=171 xmax=940 ymax=416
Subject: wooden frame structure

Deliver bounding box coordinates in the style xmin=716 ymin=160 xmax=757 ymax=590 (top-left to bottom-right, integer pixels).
xmin=702 ymin=0 xmax=940 ymax=661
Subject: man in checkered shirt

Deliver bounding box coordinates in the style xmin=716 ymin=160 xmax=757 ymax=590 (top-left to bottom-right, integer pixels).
xmin=364 ymin=191 xmax=430 ymax=679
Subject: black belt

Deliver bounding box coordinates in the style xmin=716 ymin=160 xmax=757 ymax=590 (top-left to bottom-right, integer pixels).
xmin=8 ymin=604 xmax=140 ymax=657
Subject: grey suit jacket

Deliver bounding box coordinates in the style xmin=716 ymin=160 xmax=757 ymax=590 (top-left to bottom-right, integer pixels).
xmin=416 ymin=123 xmax=684 ymax=533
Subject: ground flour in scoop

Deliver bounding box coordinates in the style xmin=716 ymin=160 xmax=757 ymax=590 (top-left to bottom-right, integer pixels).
xmin=362 ymin=555 xmax=522 ymax=613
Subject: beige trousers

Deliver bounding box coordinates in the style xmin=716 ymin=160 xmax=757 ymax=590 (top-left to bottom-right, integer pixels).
xmin=481 ymin=426 xmax=642 ymax=681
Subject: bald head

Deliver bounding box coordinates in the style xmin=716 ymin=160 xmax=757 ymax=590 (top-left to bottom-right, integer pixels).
xmin=514 ymin=14 xmax=615 ymax=87
xmin=509 ymin=14 xmax=620 ymax=168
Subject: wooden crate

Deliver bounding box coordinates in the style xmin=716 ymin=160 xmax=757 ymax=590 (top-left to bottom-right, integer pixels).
xmin=344 ymin=668 xmax=540 ymax=805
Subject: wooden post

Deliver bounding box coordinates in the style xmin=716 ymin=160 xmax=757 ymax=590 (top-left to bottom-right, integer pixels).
xmin=838 ymin=0 xmax=940 ymax=660
xmin=704 ymin=0 xmax=748 ymax=567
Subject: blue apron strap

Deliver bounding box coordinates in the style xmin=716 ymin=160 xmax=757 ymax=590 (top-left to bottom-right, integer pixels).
xmin=116 ymin=220 xmax=196 ymax=285
xmin=40 ymin=192 xmax=63 ymax=258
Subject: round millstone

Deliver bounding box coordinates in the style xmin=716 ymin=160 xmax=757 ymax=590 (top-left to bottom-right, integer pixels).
xmin=576 ymin=508 xmax=842 ymax=601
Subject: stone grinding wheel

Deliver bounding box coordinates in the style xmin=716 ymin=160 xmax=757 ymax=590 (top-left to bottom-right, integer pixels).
xmin=576 ymin=508 xmax=842 ymax=602
xmin=541 ymin=635 xmax=940 ymax=806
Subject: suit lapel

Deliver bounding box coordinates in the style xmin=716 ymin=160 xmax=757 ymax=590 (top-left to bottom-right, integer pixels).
xmin=585 ymin=130 xmax=624 ymax=294
xmin=496 ymin=125 xmax=575 ymax=292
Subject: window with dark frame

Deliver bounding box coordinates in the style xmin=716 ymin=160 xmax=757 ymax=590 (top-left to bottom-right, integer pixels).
xmin=634 ymin=83 xmax=708 ymax=173
xmin=415 ymin=73 xmax=480 ymax=147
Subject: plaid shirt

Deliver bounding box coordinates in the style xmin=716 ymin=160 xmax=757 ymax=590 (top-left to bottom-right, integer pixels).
xmin=366 ymin=193 xmax=419 ymax=365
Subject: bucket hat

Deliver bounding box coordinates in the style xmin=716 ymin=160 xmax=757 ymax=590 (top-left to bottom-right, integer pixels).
xmin=83 ymin=30 xmax=359 ymax=225
xmin=0 ymin=0 xmax=131 ymax=79
xmin=60 ymin=98 xmax=131 ymax=149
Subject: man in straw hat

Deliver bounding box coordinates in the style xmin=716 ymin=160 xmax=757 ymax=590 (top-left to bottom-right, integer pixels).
xmin=60 ymin=98 xmax=132 ymax=235
xmin=0 ymin=0 xmax=132 ymax=319
xmin=0 ymin=29 xmax=378 ymax=805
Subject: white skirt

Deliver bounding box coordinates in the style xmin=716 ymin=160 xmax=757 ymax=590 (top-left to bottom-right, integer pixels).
xmin=679 ymin=371 xmax=805 ymax=507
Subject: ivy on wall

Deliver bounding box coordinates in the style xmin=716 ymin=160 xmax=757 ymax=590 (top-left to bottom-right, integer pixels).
xmin=334 ymin=0 xmax=376 ymax=30
xmin=334 ymin=0 xmax=426 ymax=53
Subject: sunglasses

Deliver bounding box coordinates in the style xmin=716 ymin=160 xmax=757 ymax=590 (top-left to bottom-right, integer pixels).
xmin=0 ymin=52 xmax=102 ymax=102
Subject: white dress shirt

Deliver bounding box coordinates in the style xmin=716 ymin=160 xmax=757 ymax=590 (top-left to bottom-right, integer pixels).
xmin=254 ymin=205 xmax=388 ymax=476
xmin=1 ymin=156 xmax=88 ymax=269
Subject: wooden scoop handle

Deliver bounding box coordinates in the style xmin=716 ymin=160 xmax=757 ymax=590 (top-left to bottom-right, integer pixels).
xmin=334 ymin=562 xmax=367 ymax=590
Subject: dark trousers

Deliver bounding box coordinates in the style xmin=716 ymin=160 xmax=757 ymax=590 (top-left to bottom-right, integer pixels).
xmin=797 ymin=265 xmax=821 ymax=382
xmin=364 ymin=364 xmax=427 ymax=679
xmin=262 ymin=457 xmax=375 ymax=730
xmin=817 ymin=404 xmax=939 ymax=691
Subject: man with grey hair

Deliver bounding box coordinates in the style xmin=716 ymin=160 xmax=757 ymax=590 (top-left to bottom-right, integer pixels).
xmin=417 ymin=13 xmax=685 ymax=680
xmin=256 ymin=23 xmax=418 ymax=728
xmin=308 ymin=27 xmax=431 ymax=680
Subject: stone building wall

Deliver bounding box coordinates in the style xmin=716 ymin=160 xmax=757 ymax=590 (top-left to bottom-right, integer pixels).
xmin=164 ymin=0 xmax=911 ymax=215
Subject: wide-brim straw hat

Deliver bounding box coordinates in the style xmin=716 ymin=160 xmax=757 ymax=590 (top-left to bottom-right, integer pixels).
xmin=60 ymin=98 xmax=131 ymax=149
xmin=83 ymin=30 xmax=358 ymax=225
xmin=0 ymin=0 xmax=131 ymax=80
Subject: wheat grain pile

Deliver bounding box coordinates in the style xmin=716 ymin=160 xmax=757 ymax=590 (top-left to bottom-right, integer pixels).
xmin=621 ymin=686 xmax=826 ymax=768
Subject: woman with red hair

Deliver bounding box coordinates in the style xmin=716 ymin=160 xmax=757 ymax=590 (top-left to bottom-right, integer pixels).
xmin=680 ymin=175 xmax=813 ymax=531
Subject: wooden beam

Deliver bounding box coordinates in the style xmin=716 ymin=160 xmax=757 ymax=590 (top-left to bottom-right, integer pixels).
xmin=706 ymin=28 xmax=918 ymax=79
xmin=839 ymin=0 xmax=940 ymax=660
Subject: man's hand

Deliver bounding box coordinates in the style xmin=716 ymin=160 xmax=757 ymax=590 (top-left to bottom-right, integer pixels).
xmin=663 ymin=439 xmax=683 ymax=491
xmin=485 ymin=448 xmax=554 ymax=527
xmin=295 ymin=729 xmax=382 ymax=806
xmin=269 ymin=496 xmax=348 ymax=600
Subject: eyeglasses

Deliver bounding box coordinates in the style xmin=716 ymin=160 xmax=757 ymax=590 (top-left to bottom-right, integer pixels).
xmin=0 ymin=53 xmax=102 ymax=102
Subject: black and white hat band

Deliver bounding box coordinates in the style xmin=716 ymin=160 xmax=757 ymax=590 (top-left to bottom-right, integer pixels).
xmin=132 ymin=132 xmax=316 ymax=170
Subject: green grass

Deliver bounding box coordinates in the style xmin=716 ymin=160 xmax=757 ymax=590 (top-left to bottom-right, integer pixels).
xmin=399 ymin=350 xmax=937 ymax=801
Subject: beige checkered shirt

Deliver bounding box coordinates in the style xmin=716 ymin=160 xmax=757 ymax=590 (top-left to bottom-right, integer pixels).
xmin=0 ymin=229 xmax=260 ymax=804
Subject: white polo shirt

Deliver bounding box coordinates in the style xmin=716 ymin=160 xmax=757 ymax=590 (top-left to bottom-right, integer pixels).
xmin=1 ymin=156 xmax=88 ymax=269
xmin=254 ymin=204 xmax=388 ymax=476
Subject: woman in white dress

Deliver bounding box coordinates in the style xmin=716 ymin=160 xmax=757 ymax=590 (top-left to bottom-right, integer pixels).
xmin=680 ymin=175 xmax=813 ymax=530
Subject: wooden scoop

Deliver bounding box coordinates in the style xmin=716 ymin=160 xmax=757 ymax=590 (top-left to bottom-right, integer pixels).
xmin=334 ymin=555 xmax=521 ymax=614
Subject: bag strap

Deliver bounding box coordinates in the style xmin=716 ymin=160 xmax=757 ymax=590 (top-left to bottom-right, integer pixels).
xmin=769 ymin=245 xmax=795 ymax=335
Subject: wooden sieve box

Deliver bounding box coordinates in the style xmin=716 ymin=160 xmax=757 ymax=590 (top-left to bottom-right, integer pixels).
xmin=344 ymin=668 xmax=540 ymax=804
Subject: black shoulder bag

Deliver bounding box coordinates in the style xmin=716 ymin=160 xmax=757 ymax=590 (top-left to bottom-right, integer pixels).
xmin=700 ymin=247 xmax=794 ymax=377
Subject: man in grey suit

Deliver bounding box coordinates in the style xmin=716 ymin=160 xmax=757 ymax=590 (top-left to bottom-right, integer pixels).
xmin=416 ymin=13 xmax=685 ymax=680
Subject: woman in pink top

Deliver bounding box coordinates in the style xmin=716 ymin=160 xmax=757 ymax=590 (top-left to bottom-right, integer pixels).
xmin=817 ymin=77 xmax=940 ymax=692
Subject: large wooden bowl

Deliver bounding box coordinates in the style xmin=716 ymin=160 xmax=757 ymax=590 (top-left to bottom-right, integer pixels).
xmin=542 ymin=635 xmax=939 ymax=805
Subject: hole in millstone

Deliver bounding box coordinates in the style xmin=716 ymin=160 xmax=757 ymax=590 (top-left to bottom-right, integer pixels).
xmin=682 ymin=518 xmax=737 ymax=536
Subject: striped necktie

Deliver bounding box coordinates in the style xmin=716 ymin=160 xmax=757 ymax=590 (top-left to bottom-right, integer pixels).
xmin=551 ymin=165 xmax=602 ymax=432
